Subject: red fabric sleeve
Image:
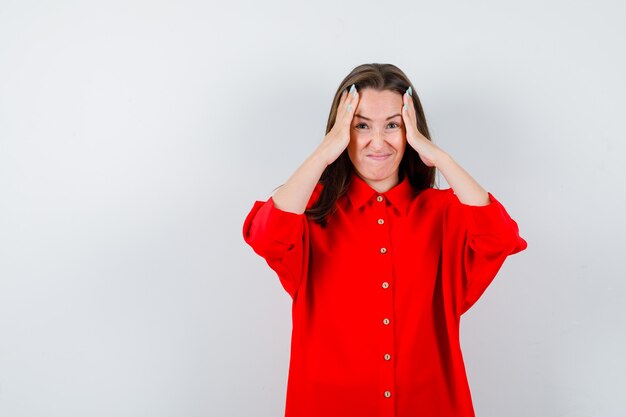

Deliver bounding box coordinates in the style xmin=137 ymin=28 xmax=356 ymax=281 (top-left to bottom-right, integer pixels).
xmin=442 ymin=189 xmax=528 ymax=316
xmin=242 ymin=196 xmax=309 ymax=300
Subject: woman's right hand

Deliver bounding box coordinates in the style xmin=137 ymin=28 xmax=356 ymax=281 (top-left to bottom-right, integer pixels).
xmin=270 ymin=85 xmax=360 ymax=214
xmin=315 ymin=85 xmax=360 ymax=166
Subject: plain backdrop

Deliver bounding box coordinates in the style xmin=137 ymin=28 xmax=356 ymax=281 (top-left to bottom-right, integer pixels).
xmin=1 ymin=1 xmax=625 ymax=416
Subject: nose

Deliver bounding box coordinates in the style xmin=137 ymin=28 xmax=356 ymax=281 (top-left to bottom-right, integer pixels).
xmin=369 ymin=130 xmax=387 ymax=149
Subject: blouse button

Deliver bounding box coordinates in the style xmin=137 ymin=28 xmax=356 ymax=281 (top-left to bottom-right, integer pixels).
xmin=384 ymin=353 xmax=391 ymax=360
xmin=380 ymin=247 xmax=387 ymax=254
xmin=384 ymin=390 xmax=392 ymax=398
xmin=376 ymin=195 xmax=384 ymax=202
xmin=382 ymin=281 xmax=389 ymax=289
xmin=383 ymin=318 xmax=390 ymax=325
xmin=377 ymin=218 xmax=384 ymax=225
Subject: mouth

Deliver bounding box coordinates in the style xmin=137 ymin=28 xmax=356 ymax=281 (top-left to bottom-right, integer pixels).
xmin=367 ymin=154 xmax=391 ymax=161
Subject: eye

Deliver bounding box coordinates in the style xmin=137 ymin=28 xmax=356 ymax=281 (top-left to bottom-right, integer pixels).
xmin=355 ymin=122 xmax=401 ymax=129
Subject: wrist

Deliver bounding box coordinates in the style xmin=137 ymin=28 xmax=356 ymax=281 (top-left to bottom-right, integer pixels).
xmin=434 ymin=151 xmax=452 ymax=169
xmin=309 ymin=147 xmax=333 ymax=170
xmin=312 ymin=143 xmax=337 ymax=167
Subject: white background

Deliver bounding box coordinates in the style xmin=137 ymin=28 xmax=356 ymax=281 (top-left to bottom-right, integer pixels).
xmin=1 ymin=1 xmax=625 ymax=416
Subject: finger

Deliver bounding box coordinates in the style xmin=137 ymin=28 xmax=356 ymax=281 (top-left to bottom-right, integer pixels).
xmin=339 ymin=88 xmax=348 ymax=105
xmin=403 ymin=91 xmax=409 ymax=113
xmin=338 ymin=89 xmax=357 ymax=122
xmin=346 ymin=88 xmax=359 ymax=115
xmin=409 ymin=92 xmax=416 ymax=115
xmin=334 ymin=85 xmax=358 ymax=130
xmin=403 ymin=92 xmax=415 ymax=121
xmin=336 ymin=91 xmax=348 ymax=120
xmin=332 ymin=92 xmax=349 ymax=131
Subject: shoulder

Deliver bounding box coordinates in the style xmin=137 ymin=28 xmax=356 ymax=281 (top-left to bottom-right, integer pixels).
xmin=422 ymin=187 xmax=452 ymax=196
xmin=403 ymin=187 xmax=458 ymax=218
xmin=414 ymin=186 xmax=454 ymax=205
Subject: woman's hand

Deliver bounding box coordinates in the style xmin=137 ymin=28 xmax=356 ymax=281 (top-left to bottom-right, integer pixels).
xmin=315 ymin=85 xmax=360 ymax=166
xmin=271 ymin=85 xmax=359 ymax=214
xmin=401 ymin=89 xmax=446 ymax=167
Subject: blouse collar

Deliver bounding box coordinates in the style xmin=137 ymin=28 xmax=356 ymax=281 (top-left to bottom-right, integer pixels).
xmin=346 ymin=171 xmax=415 ymax=214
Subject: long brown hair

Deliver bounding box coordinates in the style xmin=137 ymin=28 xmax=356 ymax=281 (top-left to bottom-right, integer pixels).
xmin=306 ymin=63 xmax=436 ymax=226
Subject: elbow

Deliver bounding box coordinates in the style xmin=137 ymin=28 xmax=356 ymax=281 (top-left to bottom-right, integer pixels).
xmin=468 ymin=231 xmax=527 ymax=259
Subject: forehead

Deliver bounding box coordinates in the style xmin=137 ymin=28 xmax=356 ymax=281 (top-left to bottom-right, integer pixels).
xmin=355 ymin=88 xmax=403 ymax=118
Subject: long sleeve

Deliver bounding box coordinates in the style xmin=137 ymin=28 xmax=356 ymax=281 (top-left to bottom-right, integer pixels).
xmin=242 ymin=196 xmax=309 ymax=300
xmin=442 ymin=189 xmax=528 ymax=316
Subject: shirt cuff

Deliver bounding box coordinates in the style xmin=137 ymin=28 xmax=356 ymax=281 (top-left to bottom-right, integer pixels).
xmin=450 ymin=190 xmax=514 ymax=235
xmin=256 ymin=196 xmax=306 ymax=244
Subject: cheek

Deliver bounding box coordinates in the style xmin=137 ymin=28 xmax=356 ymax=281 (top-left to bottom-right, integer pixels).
xmin=348 ymin=133 xmax=367 ymax=152
xmin=347 ymin=135 xmax=356 ymax=154
xmin=347 ymin=136 xmax=359 ymax=161
xmin=390 ymin=134 xmax=406 ymax=154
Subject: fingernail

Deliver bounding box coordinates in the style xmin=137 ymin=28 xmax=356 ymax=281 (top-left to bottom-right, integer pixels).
xmin=407 ymin=86 xmax=412 ymax=96
xmin=350 ymin=84 xmax=356 ymax=96
xmin=347 ymin=103 xmax=351 ymax=112
xmin=403 ymin=103 xmax=407 ymax=110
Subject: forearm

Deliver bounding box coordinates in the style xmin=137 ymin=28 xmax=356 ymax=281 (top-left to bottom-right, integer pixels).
xmin=271 ymin=150 xmax=328 ymax=214
xmin=435 ymin=152 xmax=490 ymax=206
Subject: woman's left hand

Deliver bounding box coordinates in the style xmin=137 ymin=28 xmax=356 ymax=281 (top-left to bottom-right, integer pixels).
xmin=402 ymin=89 xmax=447 ymax=167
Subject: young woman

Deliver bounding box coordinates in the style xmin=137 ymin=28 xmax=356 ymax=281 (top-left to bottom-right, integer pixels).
xmin=243 ymin=63 xmax=528 ymax=417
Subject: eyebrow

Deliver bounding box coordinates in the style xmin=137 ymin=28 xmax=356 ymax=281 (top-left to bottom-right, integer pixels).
xmin=354 ymin=113 xmax=401 ymax=121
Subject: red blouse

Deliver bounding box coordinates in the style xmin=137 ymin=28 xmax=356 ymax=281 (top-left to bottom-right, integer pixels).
xmin=243 ymin=171 xmax=528 ymax=417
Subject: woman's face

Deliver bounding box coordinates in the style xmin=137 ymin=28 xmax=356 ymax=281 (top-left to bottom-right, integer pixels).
xmin=348 ymin=88 xmax=406 ymax=192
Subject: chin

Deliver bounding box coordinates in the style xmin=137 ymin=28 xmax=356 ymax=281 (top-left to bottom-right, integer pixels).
xmin=357 ymin=168 xmax=397 ymax=181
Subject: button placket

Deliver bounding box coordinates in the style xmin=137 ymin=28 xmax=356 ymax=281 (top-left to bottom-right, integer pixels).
xmin=373 ymin=193 xmax=395 ymax=415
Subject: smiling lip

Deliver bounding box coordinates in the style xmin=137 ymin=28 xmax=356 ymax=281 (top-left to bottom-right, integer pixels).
xmin=367 ymin=154 xmax=391 ymax=161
